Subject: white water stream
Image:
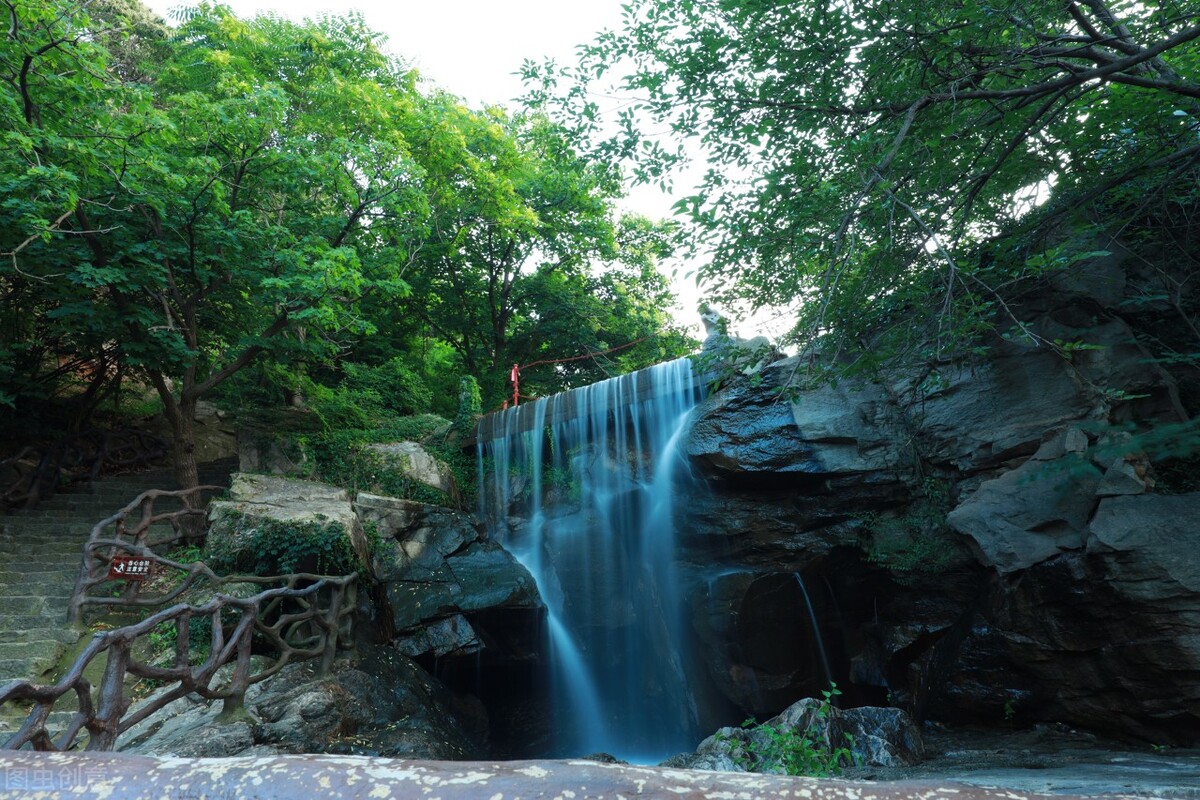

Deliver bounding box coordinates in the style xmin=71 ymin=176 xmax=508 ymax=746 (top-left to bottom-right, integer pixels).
xmin=477 ymin=358 xmax=703 ymax=761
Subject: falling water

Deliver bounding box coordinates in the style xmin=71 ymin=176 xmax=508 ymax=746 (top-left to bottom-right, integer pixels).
xmin=795 ymin=573 xmax=833 ymax=690
xmin=477 ymin=358 xmax=703 ymax=761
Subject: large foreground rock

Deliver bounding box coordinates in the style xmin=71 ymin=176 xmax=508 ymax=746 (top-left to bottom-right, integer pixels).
xmin=670 ymin=699 xmax=923 ymax=774
xmin=206 ymin=473 xmax=369 ymax=571
xmin=0 ymin=750 xmax=1110 ymax=799
xmin=120 ymin=645 xmax=481 ymax=759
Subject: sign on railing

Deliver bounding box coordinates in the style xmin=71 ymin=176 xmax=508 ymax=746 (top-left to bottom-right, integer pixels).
xmin=107 ymin=557 xmax=152 ymax=581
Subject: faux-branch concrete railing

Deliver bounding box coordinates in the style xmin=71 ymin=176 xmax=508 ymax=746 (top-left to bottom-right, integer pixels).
xmin=2 ymin=486 xmax=357 ymax=752
xmin=0 ymin=574 xmax=356 ymax=751
xmin=69 ymin=486 xmax=231 ymax=626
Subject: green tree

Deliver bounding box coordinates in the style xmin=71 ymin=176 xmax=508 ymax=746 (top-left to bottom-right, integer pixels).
xmin=525 ymin=0 xmax=1200 ymax=367
xmin=400 ymin=109 xmax=690 ymax=406
xmin=509 ymin=214 xmax=696 ymax=399
xmin=2 ymin=0 xmax=696 ymax=466
xmin=0 ymin=0 xmax=149 ymax=427
xmin=2 ymin=2 xmax=422 ymax=487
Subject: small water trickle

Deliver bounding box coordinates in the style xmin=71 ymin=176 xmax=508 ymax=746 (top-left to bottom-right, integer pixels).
xmin=477 ymin=358 xmax=704 ymax=761
xmin=795 ymin=572 xmax=833 ymax=691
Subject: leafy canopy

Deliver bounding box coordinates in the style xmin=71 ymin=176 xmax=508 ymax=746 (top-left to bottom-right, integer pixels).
xmin=1 ymin=0 xmax=695 ymax=456
xmin=524 ymin=0 xmax=1200 ymax=365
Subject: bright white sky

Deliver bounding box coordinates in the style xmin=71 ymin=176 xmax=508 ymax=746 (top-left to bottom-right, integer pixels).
xmin=146 ymin=1 xmax=616 ymax=105
xmin=139 ymin=0 xmax=760 ymax=338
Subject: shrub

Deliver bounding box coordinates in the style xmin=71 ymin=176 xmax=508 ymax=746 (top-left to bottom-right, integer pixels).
xmin=294 ymin=416 xmax=475 ymax=507
xmin=207 ymin=518 xmax=359 ymax=576
xmin=722 ymin=684 xmax=857 ymax=777
xmin=341 ymin=358 xmax=433 ymax=416
xmin=861 ymin=478 xmax=960 ymax=578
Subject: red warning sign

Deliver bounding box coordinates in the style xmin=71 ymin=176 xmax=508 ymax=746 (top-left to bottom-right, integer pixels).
xmin=108 ymin=556 xmax=153 ymax=581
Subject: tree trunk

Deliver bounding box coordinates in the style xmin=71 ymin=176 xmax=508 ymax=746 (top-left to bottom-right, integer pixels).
xmin=172 ymin=394 xmax=200 ymax=493
xmin=172 ymin=395 xmax=205 ymax=545
xmin=150 ymin=375 xmax=205 ymax=543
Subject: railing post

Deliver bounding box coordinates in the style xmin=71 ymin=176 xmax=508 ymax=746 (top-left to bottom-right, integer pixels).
xmin=175 ymin=611 xmax=191 ymax=670
xmin=318 ymin=583 xmax=343 ymax=678
xmin=86 ymin=637 xmax=130 ymax=751
xmin=219 ymin=619 xmax=254 ymax=722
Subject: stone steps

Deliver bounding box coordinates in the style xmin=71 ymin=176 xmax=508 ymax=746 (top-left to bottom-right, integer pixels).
xmin=0 ymin=576 xmax=77 ymax=586
xmin=0 ymin=561 xmax=81 ymax=575
xmin=0 ymin=458 xmax=235 ymax=691
xmin=0 ymin=589 xmax=78 ymax=601
xmin=0 ymin=543 xmax=90 ymax=557
xmin=0 ymin=640 xmax=64 ymax=667
xmin=0 ymin=628 xmax=79 ymax=645
xmin=0 ymin=614 xmax=73 ymax=632
xmin=0 ymin=526 xmax=181 ymax=543
xmin=0 ymin=597 xmax=71 ymax=616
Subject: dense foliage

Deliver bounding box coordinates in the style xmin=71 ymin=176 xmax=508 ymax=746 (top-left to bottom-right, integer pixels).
xmin=0 ymin=0 xmax=693 ymax=481
xmin=524 ymin=0 xmax=1200 ymax=374
xmin=207 ymin=517 xmax=359 ymax=576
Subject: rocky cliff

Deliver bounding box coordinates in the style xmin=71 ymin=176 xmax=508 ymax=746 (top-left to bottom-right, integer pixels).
xmin=679 ymin=277 xmax=1200 ymax=744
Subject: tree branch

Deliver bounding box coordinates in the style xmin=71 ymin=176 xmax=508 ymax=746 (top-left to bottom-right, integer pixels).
xmin=720 ymin=22 xmax=1200 ymax=115
xmin=1 ymin=207 xmax=74 ymax=279
xmin=956 ymin=86 xmax=1081 ymax=231
xmin=189 ymin=312 xmax=292 ymax=399
xmin=1067 ymin=1 xmax=1110 ymax=47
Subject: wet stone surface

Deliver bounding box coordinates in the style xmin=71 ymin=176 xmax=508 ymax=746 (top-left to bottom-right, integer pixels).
xmin=842 ymin=726 xmax=1200 ymax=798
xmin=0 ymin=750 xmax=1152 ymax=799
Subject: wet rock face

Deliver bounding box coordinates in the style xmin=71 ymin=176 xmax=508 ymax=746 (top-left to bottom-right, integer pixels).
xmin=679 ymin=297 xmax=1200 ymax=745
xmin=686 ymin=364 xmax=905 ymax=479
xmin=353 ymin=493 xmax=550 ymax=755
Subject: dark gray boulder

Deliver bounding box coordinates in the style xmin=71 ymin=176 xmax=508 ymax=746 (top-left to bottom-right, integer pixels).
xmin=120 ymin=645 xmax=482 ymax=759
xmin=353 ymin=493 xmax=540 ymax=658
xmin=947 ymin=454 xmax=1102 ymax=573
xmin=670 ymin=698 xmax=923 ymax=773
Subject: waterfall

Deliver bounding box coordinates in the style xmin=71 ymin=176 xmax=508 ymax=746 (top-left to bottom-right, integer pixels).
xmin=477 ymin=357 xmax=703 ymax=761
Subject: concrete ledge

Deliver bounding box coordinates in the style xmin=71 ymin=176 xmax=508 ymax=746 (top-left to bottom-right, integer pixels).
xmin=0 ymin=752 xmax=1105 ymax=799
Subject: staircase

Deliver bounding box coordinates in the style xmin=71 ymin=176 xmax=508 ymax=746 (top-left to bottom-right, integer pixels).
xmin=0 ymin=458 xmax=236 ymax=686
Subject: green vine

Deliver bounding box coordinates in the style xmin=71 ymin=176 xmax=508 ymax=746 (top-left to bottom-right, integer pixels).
xmin=860 ymin=478 xmax=960 ymax=578
xmin=208 ymin=518 xmax=358 ymax=576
